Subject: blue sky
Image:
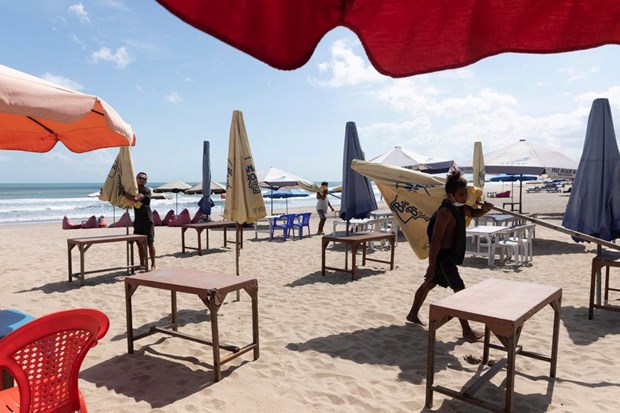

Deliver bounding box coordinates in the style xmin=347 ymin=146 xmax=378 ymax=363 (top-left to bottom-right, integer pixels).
xmin=1 ymin=1 xmax=619 ymax=184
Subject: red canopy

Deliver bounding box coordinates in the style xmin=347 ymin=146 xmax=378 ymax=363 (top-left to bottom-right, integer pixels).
xmin=157 ymin=0 xmax=620 ymax=78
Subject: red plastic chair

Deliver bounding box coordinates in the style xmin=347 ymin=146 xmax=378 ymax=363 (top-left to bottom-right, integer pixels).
xmin=0 ymin=308 xmax=109 ymax=413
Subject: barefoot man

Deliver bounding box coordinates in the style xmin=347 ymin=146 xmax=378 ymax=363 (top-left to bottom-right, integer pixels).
xmin=124 ymin=172 xmax=156 ymax=270
xmin=406 ymin=169 xmax=492 ymax=342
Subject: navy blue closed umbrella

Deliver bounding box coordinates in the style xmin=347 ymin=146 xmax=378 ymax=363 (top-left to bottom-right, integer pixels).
xmin=197 ymin=141 xmax=214 ymax=217
xmin=340 ymin=121 xmax=377 ymax=223
xmin=563 ymin=98 xmax=620 ymax=242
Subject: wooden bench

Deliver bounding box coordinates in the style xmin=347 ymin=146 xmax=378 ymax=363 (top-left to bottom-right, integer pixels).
xmin=427 ymin=278 xmax=562 ymax=412
xmin=321 ymin=232 xmax=395 ymax=280
xmin=67 ymin=234 xmax=148 ymax=286
xmin=125 ymin=268 xmax=259 ymax=382
xmin=181 ymin=221 xmax=242 ymax=256
xmin=589 ymin=250 xmax=620 ymax=319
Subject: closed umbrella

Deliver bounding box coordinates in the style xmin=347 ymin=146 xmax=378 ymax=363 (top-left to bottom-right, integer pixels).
xmin=472 ymin=141 xmax=485 ymax=190
xmin=153 ymin=180 xmax=191 ymax=214
xmin=155 ymin=0 xmax=620 ymax=78
xmin=197 ymin=141 xmax=213 ymax=217
xmin=224 ymin=110 xmax=266 ymax=277
xmin=340 ymin=121 xmax=377 ymax=223
xmin=0 ymin=64 xmax=134 ymax=152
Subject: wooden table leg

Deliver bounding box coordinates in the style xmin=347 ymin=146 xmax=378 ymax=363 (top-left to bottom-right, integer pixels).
xmin=197 ymin=229 xmax=203 ymax=256
xmin=209 ymin=303 xmax=222 ymax=382
xmin=389 ymin=236 xmax=395 ymax=269
xmin=181 ymin=227 xmax=187 ymax=253
xmin=252 ymin=291 xmax=260 ymax=360
xmin=171 ymin=291 xmax=178 ymax=331
xmin=68 ymin=242 xmax=74 ymax=282
xmin=125 ymin=284 xmax=136 ymax=354
xmin=425 ymin=319 xmax=437 ymax=408
xmin=505 ymin=335 xmax=517 ymax=413
xmin=79 ymin=244 xmax=86 ymax=286
xmin=223 ymin=227 xmax=227 ymax=248
xmin=351 ymin=242 xmax=358 ymax=280
xmin=589 ymin=262 xmax=597 ymax=319
xmin=550 ymin=297 xmax=562 ymax=377
xmin=321 ymin=237 xmax=328 ymax=275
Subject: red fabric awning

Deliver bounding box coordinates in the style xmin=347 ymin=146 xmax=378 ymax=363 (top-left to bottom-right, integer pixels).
xmin=157 ymin=0 xmax=620 ymax=78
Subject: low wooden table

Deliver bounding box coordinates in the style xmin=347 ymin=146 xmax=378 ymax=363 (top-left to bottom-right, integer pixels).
xmin=589 ymin=250 xmax=620 ymax=319
xmin=426 ymin=278 xmax=562 ymax=413
xmin=67 ymin=234 xmax=148 ymax=286
xmin=181 ymin=221 xmax=242 ymax=256
xmin=321 ymin=232 xmax=395 ymax=280
xmin=125 ymin=268 xmax=259 ymax=382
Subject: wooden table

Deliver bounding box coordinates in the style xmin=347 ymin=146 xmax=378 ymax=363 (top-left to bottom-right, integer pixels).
xmin=589 ymin=250 xmax=620 ymax=319
xmin=125 ymin=268 xmax=259 ymax=382
xmin=426 ymin=278 xmax=562 ymax=413
xmin=67 ymin=234 xmax=148 ymax=286
xmin=321 ymin=232 xmax=395 ymax=280
xmin=181 ymin=221 xmax=242 ymax=256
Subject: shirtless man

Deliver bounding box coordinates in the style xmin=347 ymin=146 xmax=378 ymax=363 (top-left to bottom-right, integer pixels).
xmin=406 ymin=169 xmax=493 ymax=342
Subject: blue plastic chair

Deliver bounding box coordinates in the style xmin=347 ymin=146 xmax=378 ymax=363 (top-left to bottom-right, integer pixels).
xmin=270 ymin=214 xmax=298 ymax=241
xmin=293 ymin=212 xmax=312 ymax=239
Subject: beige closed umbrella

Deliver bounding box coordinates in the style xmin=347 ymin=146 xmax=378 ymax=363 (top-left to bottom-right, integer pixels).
xmin=224 ymin=110 xmax=266 ymax=279
xmin=473 ymin=141 xmax=485 ymax=190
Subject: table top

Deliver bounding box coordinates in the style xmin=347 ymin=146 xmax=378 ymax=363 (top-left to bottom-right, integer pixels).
xmin=323 ymin=231 xmax=395 ymax=243
xmin=182 ymin=220 xmax=239 ymax=230
xmin=594 ymin=249 xmax=620 ymax=263
xmin=371 ymin=211 xmax=393 ymax=218
xmin=466 ymin=225 xmax=506 ymax=235
xmin=485 ymin=214 xmax=515 ymax=223
xmin=0 ymin=309 xmax=35 ymax=339
xmin=429 ymin=278 xmax=561 ymax=336
xmin=126 ymin=268 xmax=258 ymax=305
xmin=67 ymin=234 xmax=147 ymax=244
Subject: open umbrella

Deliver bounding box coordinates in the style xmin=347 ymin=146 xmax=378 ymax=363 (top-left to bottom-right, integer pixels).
xmin=263 ymin=189 xmax=309 ymax=214
xmin=153 ymin=180 xmax=191 ymax=214
xmin=369 ymin=146 xmax=454 ymax=173
xmin=258 ymin=166 xmax=311 ymax=214
xmin=185 ymin=180 xmax=227 ymax=195
xmin=224 ymin=110 xmax=266 ymax=278
xmin=340 ymin=121 xmax=377 ymax=223
xmin=155 ymin=0 xmax=620 ymax=78
xmin=0 ymin=64 xmax=134 ymax=152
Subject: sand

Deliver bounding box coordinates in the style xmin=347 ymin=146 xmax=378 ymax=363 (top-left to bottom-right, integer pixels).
xmin=1 ymin=188 xmax=619 ymax=412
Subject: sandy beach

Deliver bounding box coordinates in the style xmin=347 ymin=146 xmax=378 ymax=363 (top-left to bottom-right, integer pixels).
xmin=2 ymin=188 xmax=619 ymax=412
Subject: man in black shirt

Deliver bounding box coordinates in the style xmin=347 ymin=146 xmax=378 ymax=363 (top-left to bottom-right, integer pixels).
xmin=124 ymin=172 xmax=156 ymax=269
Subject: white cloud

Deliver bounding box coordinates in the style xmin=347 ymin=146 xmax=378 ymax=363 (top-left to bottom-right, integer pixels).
xmin=41 ymin=73 xmax=84 ymax=91
xmin=69 ymin=3 xmax=91 ymax=24
xmin=166 ymin=92 xmax=182 ymax=104
xmin=309 ymin=39 xmax=385 ymax=87
xmin=91 ymin=46 xmax=133 ymax=69
xmin=559 ymin=66 xmax=600 ymax=82
xmin=184 ymin=76 xmax=193 ymax=82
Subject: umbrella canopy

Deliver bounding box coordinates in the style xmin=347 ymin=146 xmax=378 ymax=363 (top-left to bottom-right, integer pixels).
xmin=0 ymin=64 xmax=135 ymax=153
xmin=263 ymin=189 xmax=309 ymax=214
xmin=352 ymin=160 xmax=483 ymax=259
xmin=185 ymin=180 xmax=226 ymax=195
xmin=340 ymin=122 xmax=377 ymax=221
xmin=489 ymin=174 xmax=539 ymax=182
xmin=156 ymin=0 xmax=620 ymax=78
xmin=223 ymin=110 xmax=266 ymax=224
xmin=369 ymin=146 xmax=454 ymax=173
xmin=154 ymin=180 xmax=191 ymax=214
xmin=472 ymin=141 xmax=485 ymax=189
xmin=257 ymin=167 xmax=309 ymax=190
xmin=563 ymin=98 xmax=620 ymax=242
xmin=98 ymin=147 xmax=140 ymax=210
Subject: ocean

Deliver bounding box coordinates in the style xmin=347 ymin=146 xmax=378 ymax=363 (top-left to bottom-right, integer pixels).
xmin=0 ymin=182 xmax=356 ymax=225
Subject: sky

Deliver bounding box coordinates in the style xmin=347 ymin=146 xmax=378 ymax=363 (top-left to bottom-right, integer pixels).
xmin=1 ymin=1 xmax=619 ymax=184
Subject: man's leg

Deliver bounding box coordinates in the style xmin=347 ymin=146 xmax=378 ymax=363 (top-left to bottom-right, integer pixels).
xmin=407 ymin=281 xmax=436 ymax=325
xmin=148 ymin=242 xmax=156 ymax=269
xmin=137 ymin=243 xmax=146 ymax=268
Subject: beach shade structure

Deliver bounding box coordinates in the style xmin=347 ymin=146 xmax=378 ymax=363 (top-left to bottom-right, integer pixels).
xmin=368 ymin=146 xmax=455 ymax=173
xmin=340 ymin=121 xmax=377 ymax=224
xmin=564 ymin=98 xmax=620 ymax=243
xmin=257 ymin=166 xmax=311 ymax=214
xmin=155 ymin=0 xmax=620 ymax=78
xmin=0 ymin=63 xmax=135 ymax=153
xmin=263 ymin=189 xmax=309 ymax=214
xmin=472 ymin=141 xmax=485 ymax=190
xmin=224 ymin=110 xmax=266 ymax=278
xmin=489 ymin=174 xmax=539 ymax=183
xmin=185 ymin=180 xmax=227 ymax=195
xmin=153 ymin=180 xmax=191 ymax=214
xmin=352 ymin=160 xmax=483 ymax=259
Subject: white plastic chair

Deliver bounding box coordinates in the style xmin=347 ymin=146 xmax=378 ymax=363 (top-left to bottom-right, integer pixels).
xmin=497 ymin=225 xmax=528 ymax=269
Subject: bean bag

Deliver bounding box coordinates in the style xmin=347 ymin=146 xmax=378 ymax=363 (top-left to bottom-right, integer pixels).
xmin=168 ymin=208 xmax=191 ymax=227
xmin=152 ymin=210 xmax=163 ymax=226
xmin=191 ymin=210 xmax=205 ymax=224
xmin=109 ymin=211 xmax=133 ymax=228
xmin=81 ymin=215 xmax=98 ymax=229
xmin=496 ymin=190 xmax=511 ymax=198
xmin=62 ymin=216 xmax=81 ymax=230
xmin=161 ymin=209 xmax=176 ymax=226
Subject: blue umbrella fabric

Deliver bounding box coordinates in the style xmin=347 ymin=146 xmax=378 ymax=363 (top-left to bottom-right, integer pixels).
xmin=197 ymin=140 xmax=214 ymax=216
xmin=263 ymin=189 xmax=308 ymax=214
xmin=563 ymin=98 xmax=620 ymax=242
xmin=340 ymin=121 xmax=377 ymax=221
xmin=489 ymin=174 xmax=538 ymax=182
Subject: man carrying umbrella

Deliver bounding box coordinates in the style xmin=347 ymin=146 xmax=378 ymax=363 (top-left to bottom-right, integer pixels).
xmin=123 ymin=172 xmax=156 ymax=269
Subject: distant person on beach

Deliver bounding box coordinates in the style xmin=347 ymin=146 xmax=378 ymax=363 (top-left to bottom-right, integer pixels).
xmin=316 ymin=181 xmax=334 ymax=235
xmin=406 ymin=169 xmax=493 ymax=342
xmin=123 ymin=172 xmax=156 ymax=269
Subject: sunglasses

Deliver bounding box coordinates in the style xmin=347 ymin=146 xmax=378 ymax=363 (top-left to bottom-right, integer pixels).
xmin=137 ymin=176 xmax=147 ymax=181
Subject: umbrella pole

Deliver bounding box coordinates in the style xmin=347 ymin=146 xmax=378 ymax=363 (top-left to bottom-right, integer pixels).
xmin=596 ymin=244 xmax=602 ymax=307
xmin=519 ymin=174 xmax=523 ymax=213
xmin=344 ymin=220 xmax=350 ymax=270
xmin=236 ymin=222 xmax=241 ymax=301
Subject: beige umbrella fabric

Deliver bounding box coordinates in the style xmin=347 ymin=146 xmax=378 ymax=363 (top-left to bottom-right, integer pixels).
xmin=473 ymin=141 xmax=485 ymax=190
xmin=352 ymin=159 xmax=483 ymax=259
xmin=185 ymin=180 xmax=226 ymax=194
xmin=223 ymin=110 xmax=266 ymax=224
xmin=154 ymin=180 xmax=191 ymax=214
xmin=0 ymin=64 xmax=135 ymax=153
xmin=99 ymin=147 xmax=140 ymax=210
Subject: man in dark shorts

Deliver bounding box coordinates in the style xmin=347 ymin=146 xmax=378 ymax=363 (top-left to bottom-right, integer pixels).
xmin=124 ymin=172 xmax=156 ymax=269
xmin=406 ymin=169 xmax=492 ymax=341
